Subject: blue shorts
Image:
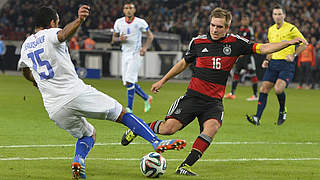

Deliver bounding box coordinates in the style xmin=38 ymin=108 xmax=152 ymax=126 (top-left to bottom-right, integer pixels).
xmin=262 ymin=59 xmax=295 ymax=87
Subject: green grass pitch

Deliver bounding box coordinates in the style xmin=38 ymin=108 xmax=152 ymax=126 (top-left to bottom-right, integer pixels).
xmin=0 ymin=75 xmax=319 ymax=179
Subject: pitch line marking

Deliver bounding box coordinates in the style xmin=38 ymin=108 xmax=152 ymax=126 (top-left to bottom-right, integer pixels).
xmin=1 ymin=157 xmax=320 ymax=162
xmin=0 ymin=141 xmax=318 ymax=148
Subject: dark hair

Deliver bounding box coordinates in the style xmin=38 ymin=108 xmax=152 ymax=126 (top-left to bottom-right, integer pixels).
xmin=272 ymin=4 xmax=286 ymax=14
xmin=34 ymin=6 xmax=58 ymax=29
xmin=123 ymin=0 xmax=135 ymax=7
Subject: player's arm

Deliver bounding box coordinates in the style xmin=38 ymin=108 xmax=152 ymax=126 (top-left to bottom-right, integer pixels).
xmin=256 ymin=37 xmax=308 ymax=55
xmin=140 ymin=30 xmax=154 ymax=56
xmin=286 ymin=43 xmax=308 ymax=62
xmin=285 ymin=27 xmax=308 ymax=62
xmin=22 ymin=67 xmax=37 ymax=88
xmin=151 ymin=58 xmax=190 ymax=93
xmin=112 ymin=32 xmax=127 ymax=44
xmin=57 ymin=5 xmax=90 ymax=42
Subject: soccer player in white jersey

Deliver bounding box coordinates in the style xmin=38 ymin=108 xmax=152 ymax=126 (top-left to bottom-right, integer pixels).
xmin=18 ymin=5 xmax=185 ymax=179
xmin=112 ymin=1 xmax=154 ymax=113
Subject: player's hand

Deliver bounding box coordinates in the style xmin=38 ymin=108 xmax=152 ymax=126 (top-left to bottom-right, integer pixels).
xmin=78 ymin=5 xmax=90 ymax=22
xmin=286 ymin=54 xmax=295 ymax=62
xmin=119 ymin=34 xmax=127 ymax=42
xmin=140 ymin=47 xmax=147 ymax=56
xmin=288 ymin=38 xmax=308 ymax=46
xmin=151 ymin=81 xmax=164 ymax=94
xmin=262 ymin=60 xmax=269 ymax=68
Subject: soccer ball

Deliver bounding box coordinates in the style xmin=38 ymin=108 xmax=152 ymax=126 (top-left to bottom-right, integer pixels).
xmin=140 ymin=152 xmax=167 ymax=178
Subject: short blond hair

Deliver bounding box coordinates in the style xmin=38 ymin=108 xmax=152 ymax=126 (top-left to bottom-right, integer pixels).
xmin=210 ymin=8 xmax=232 ymax=28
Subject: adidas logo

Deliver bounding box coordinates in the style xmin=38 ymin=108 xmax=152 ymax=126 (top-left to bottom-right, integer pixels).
xmin=201 ymin=48 xmax=208 ymax=53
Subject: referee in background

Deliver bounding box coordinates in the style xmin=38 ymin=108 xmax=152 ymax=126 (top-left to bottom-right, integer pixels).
xmin=246 ymin=4 xmax=307 ymax=126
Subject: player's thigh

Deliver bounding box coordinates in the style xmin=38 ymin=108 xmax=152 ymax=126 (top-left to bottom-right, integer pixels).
xmin=262 ymin=67 xmax=279 ymax=84
xmin=68 ymin=87 xmax=123 ymax=121
xmin=165 ymin=95 xmax=197 ymax=130
xmin=125 ymin=53 xmax=142 ymax=83
xmin=277 ymin=68 xmax=295 ymax=88
xmin=51 ymin=108 xmax=94 ymax=138
xmin=198 ymin=100 xmax=224 ymax=133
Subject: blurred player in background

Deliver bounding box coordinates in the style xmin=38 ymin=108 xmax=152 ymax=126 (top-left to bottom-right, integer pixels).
xmin=296 ymin=37 xmax=315 ymax=89
xmin=225 ymin=14 xmax=259 ymax=101
xmin=246 ymin=4 xmax=307 ymax=126
xmin=112 ymin=1 xmax=154 ymax=113
xmin=0 ymin=35 xmax=6 ymax=74
xmin=18 ymin=5 xmax=185 ymax=179
xmin=120 ymin=7 xmax=307 ymax=176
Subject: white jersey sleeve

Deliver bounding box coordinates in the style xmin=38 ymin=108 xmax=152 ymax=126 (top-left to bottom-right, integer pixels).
xmin=139 ymin=19 xmax=149 ymax=32
xmin=113 ymin=19 xmax=120 ymax=34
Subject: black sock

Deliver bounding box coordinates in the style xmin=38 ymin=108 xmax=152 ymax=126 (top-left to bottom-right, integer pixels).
xmin=181 ymin=149 xmax=202 ymax=167
xmin=253 ymin=83 xmax=258 ymax=96
xmin=231 ymin=81 xmax=239 ymax=95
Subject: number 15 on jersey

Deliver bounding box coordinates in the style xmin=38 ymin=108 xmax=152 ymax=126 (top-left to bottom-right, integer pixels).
xmin=27 ymin=48 xmax=54 ymax=80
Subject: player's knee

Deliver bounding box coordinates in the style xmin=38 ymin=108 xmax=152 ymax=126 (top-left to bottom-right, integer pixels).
xmin=274 ymin=86 xmax=284 ymax=94
xmin=260 ymin=84 xmax=271 ymax=93
xmin=202 ymin=119 xmax=220 ymax=138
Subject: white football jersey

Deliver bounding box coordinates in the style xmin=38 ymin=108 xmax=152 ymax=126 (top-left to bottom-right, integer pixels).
xmin=18 ymin=28 xmax=89 ymax=117
xmin=113 ymin=17 xmax=149 ymax=52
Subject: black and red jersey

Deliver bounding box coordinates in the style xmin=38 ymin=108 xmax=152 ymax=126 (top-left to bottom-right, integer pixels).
xmin=239 ymin=26 xmax=255 ymax=41
xmin=184 ymin=33 xmax=259 ymax=101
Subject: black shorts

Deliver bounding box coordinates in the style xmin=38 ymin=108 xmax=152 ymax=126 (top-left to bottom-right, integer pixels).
xmin=165 ymin=95 xmax=224 ymax=132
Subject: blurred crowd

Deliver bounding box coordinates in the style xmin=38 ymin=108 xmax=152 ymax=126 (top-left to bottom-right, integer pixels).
xmin=0 ymin=0 xmax=319 ymax=44
xmin=0 ymin=0 xmax=319 ymax=87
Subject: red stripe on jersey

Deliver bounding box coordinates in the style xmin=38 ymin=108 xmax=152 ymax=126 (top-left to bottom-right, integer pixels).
xmin=240 ymin=28 xmax=250 ymax=32
xmin=188 ymin=77 xmax=226 ymax=99
xmin=194 ymin=38 xmax=212 ymax=44
xmin=196 ymin=56 xmax=238 ymax=71
xmin=220 ymin=35 xmax=237 ymax=43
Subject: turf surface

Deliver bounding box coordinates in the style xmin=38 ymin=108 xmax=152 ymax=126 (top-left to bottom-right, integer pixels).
xmin=0 ymin=75 xmax=319 ymax=179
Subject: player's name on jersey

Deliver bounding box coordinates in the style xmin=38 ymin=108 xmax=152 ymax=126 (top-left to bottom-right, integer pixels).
xmin=24 ymin=35 xmax=45 ymax=51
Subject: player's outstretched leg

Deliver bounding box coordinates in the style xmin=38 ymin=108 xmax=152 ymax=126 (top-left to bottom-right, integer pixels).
xmin=121 ymin=120 xmax=163 ymax=146
xmin=121 ymin=113 xmax=186 ymax=153
xmin=72 ymin=136 xmax=94 ymax=179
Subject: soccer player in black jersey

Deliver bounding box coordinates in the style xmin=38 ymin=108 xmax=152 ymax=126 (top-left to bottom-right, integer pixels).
xmin=121 ymin=8 xmax=307 ymax=176
xmin=225 ymin=14 xmax=259 ymax=101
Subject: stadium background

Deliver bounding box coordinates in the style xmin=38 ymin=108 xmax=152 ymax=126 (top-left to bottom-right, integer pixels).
xmin=0 ymin=0 xmax=319 ymax=84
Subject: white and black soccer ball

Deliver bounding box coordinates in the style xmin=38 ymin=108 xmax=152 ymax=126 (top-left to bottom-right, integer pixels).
xmin=140 ymin=152 xmax=166 ymax=178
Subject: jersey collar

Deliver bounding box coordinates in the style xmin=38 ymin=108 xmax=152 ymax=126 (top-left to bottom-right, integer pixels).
xmin=125 ymin=16 xmax=135 ymax=24
xmin=207 ymin=32 xmax=227 ymax=42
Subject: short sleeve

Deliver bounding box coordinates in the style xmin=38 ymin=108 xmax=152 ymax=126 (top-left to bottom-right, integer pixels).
xmin=17 ymin=44 xmax=31 ymax=70
xmin=47 ymin=28 xmax=62 ymax=44
xmin=139 ymin=19 xmax=149 ymax=32
xmin=291 ymin=26 xmax=305 ymax=40
xmin=183 ymin=39 xmax=197 ymax=63
xmin=235 ymin=34 xmax=255 ymax=55
xmin=114 ymin=20 xmax=120 ymax=34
